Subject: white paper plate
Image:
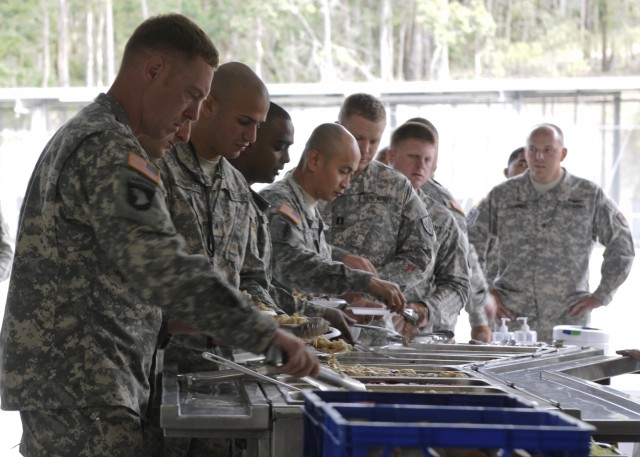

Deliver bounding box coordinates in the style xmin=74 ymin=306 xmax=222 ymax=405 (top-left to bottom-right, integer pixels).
xmin=259 ymin=309 xmax=277 ymax=316
xmin=347 ymin=307 xmax=390 ymax=316
xmin=324 ymin=326 xmax=342 ymax=340
xmin=308 ymin=298 xmax=348 ymax=308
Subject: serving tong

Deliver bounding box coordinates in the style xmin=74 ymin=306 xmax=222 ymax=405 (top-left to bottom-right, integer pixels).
xmin=201 ymin=349 xmax=366 ymax=392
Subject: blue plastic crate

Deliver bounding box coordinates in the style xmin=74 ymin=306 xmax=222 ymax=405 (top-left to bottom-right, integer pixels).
xmin=302 ymin=391 xmax=594 ymax=457
xmin=302 ymin=391 xmax=538 ymax=457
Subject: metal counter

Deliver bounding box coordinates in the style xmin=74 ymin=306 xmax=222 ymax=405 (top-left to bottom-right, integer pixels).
xmin=160 ymin=342 xmax=640 ymax=456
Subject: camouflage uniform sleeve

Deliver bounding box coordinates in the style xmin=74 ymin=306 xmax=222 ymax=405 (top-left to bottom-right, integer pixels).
xmin=592 ymin=191 xmax=635 ymax=305
xmin=330 ymin=245 xmax=351 ymax=262
xmin=267 ymin=211 xmax=373 ymax=295
xmin=74 ymin=139 xmax=277 ymax=354
xmin=239 ymin=221 xmax=283 ymax=313
xmin=377 ymin=189 xmax=436 ymax=291
xmin=424 ymin=213 xmax=471 ymax=330
xmin=465 ymin=244 xmax=491 ymax=327
xmin=466 ymin=195 xmax=494 ymax=274
xmin=0 ymin=206 xmax=13 ymax=282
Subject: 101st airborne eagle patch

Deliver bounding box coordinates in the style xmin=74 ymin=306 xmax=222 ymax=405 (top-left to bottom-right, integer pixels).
xmin=127 ymin=152 xmax=160 ymax=185
xmin=277 ymin=203 xmax=301 ymax=225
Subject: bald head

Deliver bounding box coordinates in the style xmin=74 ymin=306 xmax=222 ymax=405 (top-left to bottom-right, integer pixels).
xmin=525 ymin=122 xmax=567 ymax=184
xmin=527 ymin=123 xmax=564 ymax=147
xmin=294 ymin=123 xmax=360 ymax=201
xmin=210 ymin=61 xmax=269 ymax=104
xmin=301 ymin=123 xmax=358 ymax=164
xmin=191 ymin=61 xmax=270 ymax=160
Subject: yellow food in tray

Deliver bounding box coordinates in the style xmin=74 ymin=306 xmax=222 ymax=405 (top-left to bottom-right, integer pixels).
xmin=312 ymin=337 xmax=352 ymax=354
xmin=326 ymin=359 xmax=468 ymax=378
xmin=275 ymin=313 xmax=309 ymax=325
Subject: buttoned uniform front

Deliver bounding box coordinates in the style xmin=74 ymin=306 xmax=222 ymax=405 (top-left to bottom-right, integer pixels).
xmin=319 ymin=160 xmax=436 ymax=296
xmin=0 ymin=206 xmax=13 ymax=282
xmin=260 ymin=173 xmax=373 ymax=300
xmin=466 ymin=169 xmax=635 ymax=342
xmin=422 ymin=179 xmax=491 ymax=328
xmin=0 ymin=94 xmax=277 ymax=417
xmin=155 ymin=143 xmax=279 ymax=311
xmin=406 ymin=190 xmax=470 ymax=332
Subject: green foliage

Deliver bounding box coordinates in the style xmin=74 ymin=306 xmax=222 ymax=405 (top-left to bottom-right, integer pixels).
xmin=0 ymin=0 xmax=639 ymax=86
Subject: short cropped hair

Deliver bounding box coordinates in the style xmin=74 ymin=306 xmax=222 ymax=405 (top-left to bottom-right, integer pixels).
xmin=267 ymin=102 xmax=291 ymax=122
xmin=338 ymin=93 xmax=386 ymax=123
xmin=123 ymin=14 xmax=219 ymax=67
xmin=391 ymin=121 xmax=437 ymax=148
xmin=507 ymin=147 xmax=525 ymax=166
xmin=405 ymin=117 xmax=439 ymax=142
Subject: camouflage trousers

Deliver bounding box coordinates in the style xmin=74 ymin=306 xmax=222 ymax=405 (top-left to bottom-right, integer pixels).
xmin=19 ymin=406 xmax=148 ymax=457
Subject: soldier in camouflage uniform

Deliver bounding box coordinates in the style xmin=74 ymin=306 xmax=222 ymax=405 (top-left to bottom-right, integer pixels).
xmin=483 ymin=147 xmax=529 ymax=293
xmin=403 ymin=116 xmax=496 ymax=342
xmin=0 ymin=15 xmax=318 ymax=457
xmin=0 ymin=204 xmax=12 ymax=282
xmin=155 ymin=62 xmax=279 ymax=318
xmin=467 ymin=123 xmax=635 ymax=342
xmin=319 ymin=94 xmax=437 ymax=338
xmin=386 ymin=122 xmax=470 ymax=333
xmin=153 ymin=62 xmax=284 ymax=457
xmin=259 ymin=123 xmax=406 ymax=339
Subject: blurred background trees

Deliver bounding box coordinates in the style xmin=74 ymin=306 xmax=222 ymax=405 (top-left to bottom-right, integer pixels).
xmin=0 ymin=0 xmax=639 ymax=86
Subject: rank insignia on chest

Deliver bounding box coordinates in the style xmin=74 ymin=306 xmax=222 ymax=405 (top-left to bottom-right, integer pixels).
xmin=127 ymin=152 xmax=160 ymax=185
xmin=336 ymin=216 xmax=344 ymax=226
xmin=277 ymin=203 xmax=301 ymax=225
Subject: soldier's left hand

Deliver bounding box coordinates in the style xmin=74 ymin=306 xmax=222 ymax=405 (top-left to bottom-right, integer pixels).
xmin=568 ymin=295 xmax=602 ymax=317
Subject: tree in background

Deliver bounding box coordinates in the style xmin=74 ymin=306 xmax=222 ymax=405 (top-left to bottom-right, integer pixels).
xmin=0 ymin=0 xmax=639 ymax=87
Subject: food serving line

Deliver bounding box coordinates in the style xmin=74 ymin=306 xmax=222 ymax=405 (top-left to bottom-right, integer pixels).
xmin=160 ymin=298 xmax=640 ymax=457
xmin=159 ymin=329 xmax=640 ymax=456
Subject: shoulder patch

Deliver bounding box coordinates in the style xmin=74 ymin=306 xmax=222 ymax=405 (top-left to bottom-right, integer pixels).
xmin=616 ymin=212 xmax=629 ymax=228
xmin=128 ymin=152 xmax=160 ymax=185
xmin=449 ymin=199 xmax=466 ymax=217
xmin=421 ymin=215 xmax=435 ymax=236
xmin=277 ymin=203 xmax=301 ymax=225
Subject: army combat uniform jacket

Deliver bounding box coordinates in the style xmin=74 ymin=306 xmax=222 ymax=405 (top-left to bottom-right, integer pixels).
xmin=260 ymin=173 xmax=372 ymax=299
xmin=466 ymin=169 xmax=635 ymax=342
xmin=0 ymin=94 xmax=277 ymax=415
xmin=319 ymin=161 xmax=436 ymax=294
xmin=408 ymin=190 xmax=470 ymax=332
xmin=423 ymin=179 xmax=491 ymax=327
xmin=156 ymin=144 xmax=278 ymax=310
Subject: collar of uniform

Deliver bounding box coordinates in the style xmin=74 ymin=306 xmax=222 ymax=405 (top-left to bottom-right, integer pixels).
xmin=95 ymin=93 xmax=131 ymax=131
xmin=284 ymin=172 xmax=317 ymax=222
xmin=172 ymin=142 xmax=225 ymax=187
xmin=350 ymin=160 xmax=384 ymax=194
xmin=250 ymin=188 xmax=270 ymax=212
xmin=521 ymin=168 xmax=572 ymax=200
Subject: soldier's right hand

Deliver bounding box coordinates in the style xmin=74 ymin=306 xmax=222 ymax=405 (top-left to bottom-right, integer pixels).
xmin=271 ymin=329 xmax=319 ymax=378
xmin=322 ymin=308 xmax=356 ymax=344
xmin=370 ymin=277 xmax=406 ymax=313
xmin=490 ymin=290 xmax=515 ymax=320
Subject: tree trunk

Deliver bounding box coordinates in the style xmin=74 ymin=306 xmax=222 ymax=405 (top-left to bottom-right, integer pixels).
xmin=96 ymin=1 xmax=105 ymax=86
xmin=320 ymin=0 xmax=336 ymax=81
xmin=105 ymin=0 xmax=115 ymax=84
xmin=86 ymin=9 xmax=94 ymax=87
xmin=57 ymin=0 xmax=70 ymax=86
xmin=255 ymin=17 xmax=263 ymax=78
xmin=379 ymin=0 xmax=392 ymax=81
xmin=42 ymin=0 xmax=51 ymax=87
